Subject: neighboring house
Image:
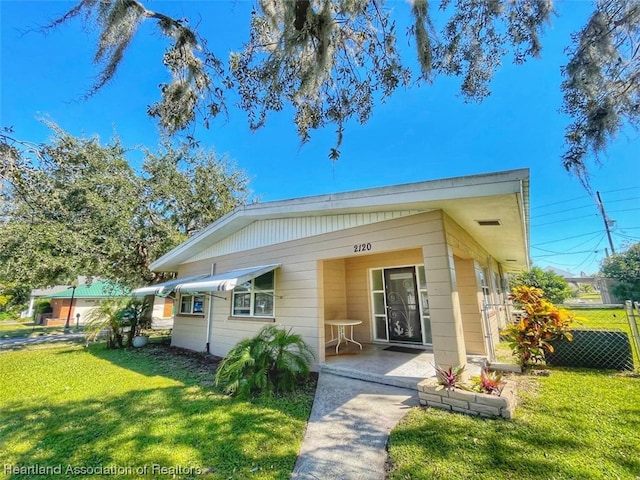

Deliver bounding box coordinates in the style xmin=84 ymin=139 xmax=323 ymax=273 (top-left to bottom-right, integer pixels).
xmin=46 ymin=281 xmax=130 ymax=326
xmin=22 ymin=285 xmax=69 ymax=319
xmin=136 ymin=169 xmax=530 ymax=369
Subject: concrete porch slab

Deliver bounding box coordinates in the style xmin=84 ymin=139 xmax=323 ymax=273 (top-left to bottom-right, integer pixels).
xmin=321 ymin=344 xmax=485 ymax=391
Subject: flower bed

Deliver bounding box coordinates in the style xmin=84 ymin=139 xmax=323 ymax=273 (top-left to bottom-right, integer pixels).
xmin=417 ymin=377 xmax=517 ymax=419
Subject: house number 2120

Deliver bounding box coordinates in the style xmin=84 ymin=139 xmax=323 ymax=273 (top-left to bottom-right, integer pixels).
xmin=353 ymin=243 xmax=372 ymax=253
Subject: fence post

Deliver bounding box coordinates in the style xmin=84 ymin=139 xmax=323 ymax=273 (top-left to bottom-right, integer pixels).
xmin=482 ymin=302 xmax=497 ymax=363
xmin=625 ymin=300 xmax=640 ymax=369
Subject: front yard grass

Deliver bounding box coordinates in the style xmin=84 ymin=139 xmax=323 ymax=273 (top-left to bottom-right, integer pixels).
xmin=387 ymin=368 xmax=640 ymax=479
xmin=0 ymin=343 xmax=315 ymax=480
xmin=0 ymin=322 xmax=71 ymax=339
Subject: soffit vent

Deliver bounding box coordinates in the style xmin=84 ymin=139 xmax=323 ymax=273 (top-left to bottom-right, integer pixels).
xmin=476 ymin=219 xmax=502 ymax=226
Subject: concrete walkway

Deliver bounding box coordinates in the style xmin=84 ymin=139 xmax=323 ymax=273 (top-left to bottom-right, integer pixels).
xmin=291 ymin=372 xmax=419 ymax=480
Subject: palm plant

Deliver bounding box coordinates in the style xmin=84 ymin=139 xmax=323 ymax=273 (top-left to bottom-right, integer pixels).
xmin=84 ymin=298 xmax=150 ymax=348
xmin=214 ymin=325 xmax=315 ymax=398
xmin=84 ymin=298 xmax=129 ymax=349
xmin=120 ymin=298 xmax=151 ymax=347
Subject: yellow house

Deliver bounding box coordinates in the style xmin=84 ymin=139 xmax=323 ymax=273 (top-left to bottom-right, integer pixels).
xmin=137 ymin=169 xmax=530 ymax=369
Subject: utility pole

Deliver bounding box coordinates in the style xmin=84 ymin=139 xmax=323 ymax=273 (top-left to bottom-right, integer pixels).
xmin=596 ymin=191 xmax=616 ymax=256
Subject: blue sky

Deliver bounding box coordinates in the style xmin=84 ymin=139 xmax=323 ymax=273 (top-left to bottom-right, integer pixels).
xmin=1 ymin=1 xmax=638 ymax=276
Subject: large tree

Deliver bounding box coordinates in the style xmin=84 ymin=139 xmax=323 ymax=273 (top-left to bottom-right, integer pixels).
xmin=601 ymin=242 xmax=640 ymax=302
xmin=39 ymin=0 xmax=640 ymax=180
xmin=0 ymin=122 xmax=252 ymax=288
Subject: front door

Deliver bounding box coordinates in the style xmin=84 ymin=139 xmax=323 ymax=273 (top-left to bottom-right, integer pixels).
xmin=384 ymin=267 xmax=422 ymax=343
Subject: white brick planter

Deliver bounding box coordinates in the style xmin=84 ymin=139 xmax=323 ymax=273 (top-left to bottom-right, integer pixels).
xmin=417 ymin=378 xmax=517 ymax=419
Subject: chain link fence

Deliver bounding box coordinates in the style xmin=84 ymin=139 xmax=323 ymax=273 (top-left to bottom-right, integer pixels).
xmin=493 ymin=301 xmax=640 ymax=371
xmin=543 ymin=302 xmax=640 ymax=371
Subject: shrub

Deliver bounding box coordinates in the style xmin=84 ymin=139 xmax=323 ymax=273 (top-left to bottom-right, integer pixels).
xmin=84 ymin=298 xmax=149 ymax=349
xmin=120 ymin=299 xmax=151 ymax=346
xmin=34 ymin=299 xmax=52 ymax=315
xmin=214 ymin=325 xmax=315 ymax=398
xmin=508 ymin=267 xmax=573 ymax=304
xmin=502 ymin=286 xmax=574 ymax=368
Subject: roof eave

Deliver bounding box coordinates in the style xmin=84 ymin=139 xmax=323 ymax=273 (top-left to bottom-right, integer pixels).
xmin=150 ymin=169 xmax=530 ymax=272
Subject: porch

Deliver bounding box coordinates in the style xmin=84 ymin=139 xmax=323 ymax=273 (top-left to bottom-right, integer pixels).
xmin=320 ymin=343 xmax=486 ymax=391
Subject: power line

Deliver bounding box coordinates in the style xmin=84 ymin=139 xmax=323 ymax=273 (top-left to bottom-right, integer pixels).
xmin=608 ymin=207 xmax=640 ymax=214
xmin=532 ymin=230 xmax=602 ymax=246
xmin=534 ymin=186 xmax=639 ymax=210
xmin=531 ymin=249 xmax=603 ymax=258
xmin=531 ymin=232 xmax=605 ymax=254
xmin=602 ymin=186 xmax=640 ymax=194
xmin=607 ymin=195 xmax=640 ymax=204
xmin=532 ymin=212 xmax=600 ymax=228
xmin=530 ymin=203 xmax=595 ymax=219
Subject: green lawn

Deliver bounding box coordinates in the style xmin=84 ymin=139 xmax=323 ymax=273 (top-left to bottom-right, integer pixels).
xmin=388 ymin=368 xmax=640 ymax=479
xmin=0 ymin=343 xmax=315 ymax=480
xmin=0 ymin=322 xmax=72 ymax=339
xmin=566 ymin=307 xmax=628 ymax=330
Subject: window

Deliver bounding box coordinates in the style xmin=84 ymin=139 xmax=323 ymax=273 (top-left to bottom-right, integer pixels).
xmin=477 ymin=268 xmax=492 ymax=307
xmin=232 ymin=271 xmax=275 ymax=317
xmin=179 ymin=295 xmax=205 ymax=315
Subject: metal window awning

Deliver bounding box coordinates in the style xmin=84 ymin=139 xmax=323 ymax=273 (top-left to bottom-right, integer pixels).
xmin=132 ymin=274 xmax=209 ymax=297
xmin=175 ymin=264 xmax=281 ymax=294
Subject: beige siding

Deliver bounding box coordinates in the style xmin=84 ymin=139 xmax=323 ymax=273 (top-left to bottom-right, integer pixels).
xmin=322 ymin=258 xmax=347 ymax=323
xmin=188 ymin=211 xmax=421 ymax=262
xmin=171 ymin=212 xmax=445 ymax=365
xmin=443 ymin=213 xmax=491 ymax=265
xmin=168 ymin=209 xmax=507 ymax=367
xmin=454 ymin=256 xmax=486 ymax=355
xmin=445 ymin=213 xmax=508 ymax=353
xmin=171 ymin=313 xmax=208 ymax=352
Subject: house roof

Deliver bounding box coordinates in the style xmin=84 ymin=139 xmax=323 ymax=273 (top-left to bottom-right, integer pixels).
xmin=48 ymin=281 xmax=130 ymax=299
xmin=151 ymin=169 xmax=531 ymax=272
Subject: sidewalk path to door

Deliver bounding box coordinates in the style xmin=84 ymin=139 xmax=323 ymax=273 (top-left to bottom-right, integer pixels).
xmin=292 ymin=372 xmax=419 ymax=480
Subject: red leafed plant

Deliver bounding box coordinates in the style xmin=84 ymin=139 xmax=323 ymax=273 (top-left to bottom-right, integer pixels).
xmin=502 ymin=286 xmax=574 ymax=369
xmin=434 ymin=364 xmax=466 ymax=390
xmin=471 ymin=368 xmax=506 ymax=395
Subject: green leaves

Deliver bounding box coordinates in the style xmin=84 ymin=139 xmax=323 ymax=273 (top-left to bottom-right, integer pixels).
xmin=502 ymin=286 xmax=575 ymax=368
xmin=214 ymin=325 xmax=315 ymax=398
xmin=561 ymin=2 xmax=640 ymax=189
xmin=0 ymin=123 xmax=251 ymax=288
xmin=434 ymin=364 xmax=466 ymax=390
xmin=508 ymin=267 xmax=573 ymax=304
xmin=601 ymin=242 xmax=640 ymax=302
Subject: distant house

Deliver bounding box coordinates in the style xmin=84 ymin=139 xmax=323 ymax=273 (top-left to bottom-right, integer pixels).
xmin=22 ymin=285 xmax=69 ymax=319
xmin=44 ymin=281 xmax=131 ymax=326
xmin=135 ymin=169 xmax=530 ymax=369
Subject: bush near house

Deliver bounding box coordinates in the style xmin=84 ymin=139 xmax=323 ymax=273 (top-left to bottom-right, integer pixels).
xmin=214 ymin=325 xmax=315 ymax=398
xmin=501 ymin=286 xmax=575 ymax=368
xmin=84 ymin=298 xmax=150 ymax=349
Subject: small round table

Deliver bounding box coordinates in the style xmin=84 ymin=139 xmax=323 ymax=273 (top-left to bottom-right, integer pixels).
xmin=325 ymin=319 xmax=363 ymax=354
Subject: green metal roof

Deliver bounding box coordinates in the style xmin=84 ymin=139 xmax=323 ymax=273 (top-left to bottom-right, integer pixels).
xmin=48 ymin=281 xmax=131 ymax=299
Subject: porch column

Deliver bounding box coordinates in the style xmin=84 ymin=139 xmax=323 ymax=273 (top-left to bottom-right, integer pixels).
xmin=422 ymin=239 xmax=467 ymax=371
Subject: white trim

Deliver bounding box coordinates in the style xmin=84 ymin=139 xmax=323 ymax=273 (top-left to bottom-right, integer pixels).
xmin=175 ymin=264 xmax=281 ymax=294
xmin=150 ymin=169 xmax=530 ymax=271
xmin=132 ymin=274 xmax=208 ymax=296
